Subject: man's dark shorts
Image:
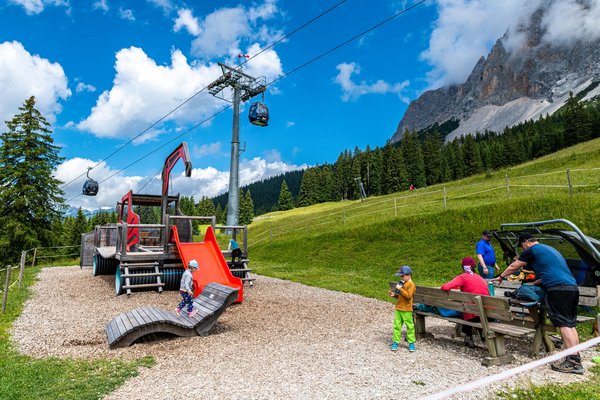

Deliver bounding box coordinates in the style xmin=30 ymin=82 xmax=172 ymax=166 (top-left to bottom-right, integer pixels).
xmin=544 ymin=285 xmax=579 ymax=328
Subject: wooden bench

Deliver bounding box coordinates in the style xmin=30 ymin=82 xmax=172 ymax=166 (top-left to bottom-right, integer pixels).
xmin=412 ymin=285 xmax=535 ymax=366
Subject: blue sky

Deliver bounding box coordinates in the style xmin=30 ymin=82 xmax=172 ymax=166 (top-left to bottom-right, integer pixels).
xmin=0 ymin=0 xmax=557 ymax=209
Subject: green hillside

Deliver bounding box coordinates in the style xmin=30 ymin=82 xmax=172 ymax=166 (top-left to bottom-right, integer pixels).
xmin=247 ymin=137 xmax=600 ymax=299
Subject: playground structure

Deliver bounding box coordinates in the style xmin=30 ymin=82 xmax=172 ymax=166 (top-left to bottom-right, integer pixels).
xmin=82 ymin=142 xmax=253 ymax=299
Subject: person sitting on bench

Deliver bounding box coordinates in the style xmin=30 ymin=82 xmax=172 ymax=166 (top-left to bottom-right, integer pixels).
xmin=441 ymin=256 xmax=490 ymax=348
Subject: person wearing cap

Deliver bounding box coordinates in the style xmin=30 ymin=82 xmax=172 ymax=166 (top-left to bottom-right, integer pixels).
xmin=476 ymin=230 xmax=498 ymax=279
xmin=441 ymin=256 xmax=490 ymax=348
xmin=176 ymin=259 xmax=199 ymax=318
xmin=493 ymin=233 xmax=583 ymax=374
xmin=389 ymin=265 xmax=417 ymax=352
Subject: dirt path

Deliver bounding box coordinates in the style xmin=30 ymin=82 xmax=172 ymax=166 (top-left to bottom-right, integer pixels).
xmin=11 ymin=266 xmax=597 ymax=399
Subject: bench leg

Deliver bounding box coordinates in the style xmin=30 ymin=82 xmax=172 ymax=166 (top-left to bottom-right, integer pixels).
xmin=414 ymin=314 xmax=433 ymax=339
xmin=529 ymin=307 xmax=556 ymax=357
xmin=453 ymin=323 xmax=462 ymax=338
xmin=482 ymin=333 xmax=515 ymax=366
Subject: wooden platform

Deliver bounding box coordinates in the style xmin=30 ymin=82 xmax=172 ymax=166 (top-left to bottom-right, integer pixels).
xmin=106 ymin=283 xmax=239 ymax=348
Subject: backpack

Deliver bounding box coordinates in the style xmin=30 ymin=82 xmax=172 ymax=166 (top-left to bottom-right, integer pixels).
xmin=506 ymin=285 xmax=546 ymax=303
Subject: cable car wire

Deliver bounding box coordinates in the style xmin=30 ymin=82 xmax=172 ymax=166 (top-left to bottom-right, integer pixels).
xmin=60 ymin=0 xmax=349 ymax=191
xmin=65 ymin=0 xmax=427 ymax=203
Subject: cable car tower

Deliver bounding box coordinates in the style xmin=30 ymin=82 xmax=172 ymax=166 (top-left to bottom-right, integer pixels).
xmin=207 ymin=63 xmax=266 ymax=226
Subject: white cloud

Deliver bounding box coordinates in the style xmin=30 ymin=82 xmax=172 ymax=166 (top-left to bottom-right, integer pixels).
xmin=540 ymin=0 xmax=600 ymax=46
xmin=174 ymin=8 xmax=201 ymax=36
xmin=239 ymin=42 xmax=283 ymax=84
xmin=147 ymin=0 xmax=173 ymax=14
xmin=0 ymin=41 xmax=71 ymax=130
xmin=286 ymin=121 xmax=295 ymax=128
xmin=421 ymin=0 xmax=528 ymax=88
xmin=191 ymin=7 xmax=251 ymax=59
xmin=9 ymin=0 xmax=68 ymax=14
xmin=75 ymin=81 xmax=96 ymax=93
xmin=78 ymin=47 xmax=223 ymax=139
xmin=193 ymin=142 xmax=223 ymax=157
xmin=93 ymin=0 xmax=108 ymax=12
xmin=119 ymin=7 xmax=135 ymax=21
xmin=58 ymin=156 xmax=306 ymax=209
xmin=334 ymin=62 xmax=409 ymax=102
xmin=189 ymin=1 xmax=282 ymax=59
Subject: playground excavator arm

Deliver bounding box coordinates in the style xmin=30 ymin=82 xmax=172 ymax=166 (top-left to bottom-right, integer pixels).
xmin=161 ymin=142 xmax=192 ymax=229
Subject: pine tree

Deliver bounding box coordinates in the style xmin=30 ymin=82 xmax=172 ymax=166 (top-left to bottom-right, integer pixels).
xmin=68 ymin=207 xmax=90 ymax=247
xmin=238 ymin=190 xmax=254 ymax=225
xmin=276 ymin=180 xmax=294 ymax=211
xmin=382 ymin=144 xmax=408 ymax=194
xmin=422 ymin=132 xmax=444 ymax=185
xmin=400 ymin=130 xmax=426 ymax=188
xmin=196 ymin=196 xmax=216 ymax=217
xmin=462 ymin=134 xmax=483 ymax=176
xmin=0 ymin=96 xmax=65 ymax=263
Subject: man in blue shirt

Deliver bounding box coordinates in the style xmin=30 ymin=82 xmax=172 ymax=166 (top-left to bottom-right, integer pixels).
xmin=476 ymin=230 xmax=498 ymax=279
xmin=493 ymin=233 xmax=583 ymax=374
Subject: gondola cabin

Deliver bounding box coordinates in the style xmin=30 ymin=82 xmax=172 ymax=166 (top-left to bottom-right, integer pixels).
xmin=82 ymin=167 xmax=99 ymax=196
xmin=82 ymin=178 xmax=99 ymax=196
xmin=248 ymin=101 xmax=269 ymax=126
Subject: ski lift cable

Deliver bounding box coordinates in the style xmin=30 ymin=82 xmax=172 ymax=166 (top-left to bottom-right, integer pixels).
xmin=65 ymin=1 xmax=427 ymax=204
xmin=60 ymin=0 xmax=350 ymax=191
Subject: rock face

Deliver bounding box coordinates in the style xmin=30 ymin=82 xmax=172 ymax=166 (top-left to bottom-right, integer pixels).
xmin=391 ymin=7 xmax=600 ymax=143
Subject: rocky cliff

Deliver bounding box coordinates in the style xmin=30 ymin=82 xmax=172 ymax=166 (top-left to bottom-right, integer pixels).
xmin=391 ymin=6 xmax=600 ymax=143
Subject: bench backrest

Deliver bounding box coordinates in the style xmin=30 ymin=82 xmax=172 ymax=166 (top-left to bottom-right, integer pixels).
xmin=494 ymin=281 xmax=600 ymax=308
xmin=414 ymin=286 xmax=514 ymax=322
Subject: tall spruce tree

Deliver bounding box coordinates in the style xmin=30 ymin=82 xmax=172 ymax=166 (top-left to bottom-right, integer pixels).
xmin=237 ymin=189 xmax=254 ymax=225
xmin=276 ymin=180 xmax=294 ymax=211
xmin=0 ymin=96 xmax=65 ymax=263
xmin=400 ymin=130 xmax=426 ymax=188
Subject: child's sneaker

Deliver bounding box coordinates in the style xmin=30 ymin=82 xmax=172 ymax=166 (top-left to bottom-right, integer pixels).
xmin=408 ymin=343 xmax=416 ymax=352
xmin=188 ymin=308 xmax=198 ymax=318
xmin=175 ymin=307 xmax=181 ymax=316
xmin=390 ymin=342 xmax=399 ymax=351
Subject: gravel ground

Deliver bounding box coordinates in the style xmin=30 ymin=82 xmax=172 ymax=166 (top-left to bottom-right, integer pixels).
xmin=11 ymin=266 xmax=598 ymax=399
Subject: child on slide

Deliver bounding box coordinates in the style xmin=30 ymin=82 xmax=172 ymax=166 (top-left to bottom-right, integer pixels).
xmin=176 ymin=259 xmax=199 ymax=317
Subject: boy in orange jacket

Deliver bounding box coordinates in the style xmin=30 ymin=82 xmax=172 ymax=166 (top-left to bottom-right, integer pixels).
xmin=389 ymin=265 xmax=416 ymax=352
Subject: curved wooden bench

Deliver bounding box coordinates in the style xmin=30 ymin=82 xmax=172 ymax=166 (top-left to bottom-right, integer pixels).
xmin=106 ymin=282 xmax=239 ymax=348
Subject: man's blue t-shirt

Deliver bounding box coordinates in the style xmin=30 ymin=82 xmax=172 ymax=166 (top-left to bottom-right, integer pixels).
xmin=476 ymin=239 xmax=496 ymax=265
xmin=518 ymin=243 xmax=576 ymax=288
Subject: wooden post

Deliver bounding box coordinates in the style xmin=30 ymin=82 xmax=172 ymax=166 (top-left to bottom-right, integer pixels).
xmin=566 ymin=169 xmax=573 ymax=196
xmin=30 ymin=248 xmax=37 ymax=268
xmin=443 ymin=187 xmax=447 ymax=210
xmin=505 ymin=174 xmax=510 ymax=200
xmin=18 ymin=251 xmax=26 ymax=289
xmin=2 ymin=265 xmax=11 ymax=313
xmin=394 ymin=198 xmax=397 ymax=217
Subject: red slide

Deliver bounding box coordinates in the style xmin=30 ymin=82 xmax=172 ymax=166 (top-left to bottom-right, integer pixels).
xmin=171 ymin=225 xmax=244 ymax=303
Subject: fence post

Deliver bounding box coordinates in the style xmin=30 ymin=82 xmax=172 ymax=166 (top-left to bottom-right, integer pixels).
xmin=18 ymin=251 xmax=26 ymax=289
xmin=443 ymin=187 xmax=447 ymax=210
xmin=566 ymin=169 xmax=573 ymax=197
xmin=505 ymin=174 xmax=510 ymax=200
xmin=394 ymin=198 xmax=397 ymax=217
xmin=2 ymin=265 xmax=11 ymax=313
xmin=31 ymin=248 xmax=37 ymax=268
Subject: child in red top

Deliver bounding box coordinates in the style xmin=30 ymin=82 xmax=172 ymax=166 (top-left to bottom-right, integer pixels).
xmin=441 ymin=256 xmax=489 ymax=348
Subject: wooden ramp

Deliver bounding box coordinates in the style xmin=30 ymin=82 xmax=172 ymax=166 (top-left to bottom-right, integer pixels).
xmin=106 ymin=283 xmax=239 ymax=348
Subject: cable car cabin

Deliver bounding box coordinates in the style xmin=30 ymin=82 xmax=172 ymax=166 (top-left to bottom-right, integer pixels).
xmin=82 ymin=178 xmax=99 ymax=196
xmin=249 ymin=101 xmax=269 ymax=126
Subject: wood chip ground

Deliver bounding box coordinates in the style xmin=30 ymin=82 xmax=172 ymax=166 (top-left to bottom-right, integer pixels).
xmin=10 ymin=267 xmax=598 ymax=399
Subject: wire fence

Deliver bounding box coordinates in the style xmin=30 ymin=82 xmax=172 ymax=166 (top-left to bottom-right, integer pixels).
xmin=249 ymin=167 xmax=600 ymax=247
xmin=1 ymin=245 xmax=79 ymax=313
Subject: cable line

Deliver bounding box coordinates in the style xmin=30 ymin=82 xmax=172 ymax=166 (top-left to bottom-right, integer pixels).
xmin=61 ymin=0 xmax=349 ymax=190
